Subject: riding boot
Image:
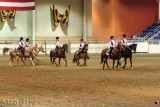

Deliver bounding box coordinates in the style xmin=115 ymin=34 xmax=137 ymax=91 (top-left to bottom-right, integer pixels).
xmin=76 ymin=53 xmax=80 ymax=59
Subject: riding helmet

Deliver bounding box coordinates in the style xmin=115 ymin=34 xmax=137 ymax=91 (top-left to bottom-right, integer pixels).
xmin=20 ymin=37 xmax=23 ymax=41
xmin=81 ymin=38 xmax=83 ymax=41
xmin=123 ymin=34 xmax=126 ymax=38
xmin=56 ymin=37 xmax=59 ymax=39
xmin=26 ymin=38 xmax=29 ymax=41
xmin=110 ymin=36 xmax=114 ymax=39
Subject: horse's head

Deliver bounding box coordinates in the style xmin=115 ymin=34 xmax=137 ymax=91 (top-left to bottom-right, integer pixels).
xmin=63 ymin=44 xmax=68 ymax=53
xmin=38 ymin=45 xmax=45 ymax=53
xmin=117 ymin=42 xmax=123 ymax=50
xmin=132 ymin=44 xmax=137 ymax=53
xmin=83 ymin=43 xmax=88 ymax=51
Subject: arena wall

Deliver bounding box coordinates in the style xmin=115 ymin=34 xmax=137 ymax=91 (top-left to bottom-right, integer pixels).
xmin=0 ymin=0 xmax=92 ymax=40
xmin=92 ymin=0 xmax=158 ymax=40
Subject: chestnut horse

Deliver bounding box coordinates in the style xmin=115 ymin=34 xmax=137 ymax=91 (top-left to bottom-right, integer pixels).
xmin=73 ymin=44 xmax=88 ymax=66
xmin=50 ymin=44 xmax=68 ymax=67
xmin=20 ymin=45 xmax=45 ymax=65
xmin=116 ymin=44 xmax=137 ymax=70
xmin=3 ymin=45 xmax=37 ymax=67
xmin=100 ymin=42 xmax=123 ymax=70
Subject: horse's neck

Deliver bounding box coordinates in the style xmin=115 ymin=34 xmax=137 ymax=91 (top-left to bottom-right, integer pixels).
xmin=26 ymin=46 xmax=35 ymax=52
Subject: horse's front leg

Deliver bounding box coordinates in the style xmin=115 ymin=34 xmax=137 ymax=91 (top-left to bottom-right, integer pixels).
xmin=130 ymin=57 xmax=133 ymax=70
xmin=112 ymin=59 xmax=115 ymax=70
xmin=103 ymin=59 xmax=105 ymax=70
xmin=118 ymin=58 xmax=122 ymax=70
xmin=34 ymin=56 xmax=39 ymax=65
xmin=63 ymin=58 xmax=67 ymax=67
xmin=29 ymin=57 xmax=35 ymax=66
xmin=123 ymin=58 xmax=127 ymax=69
xmin=59 ymin=58 xmax=61 ymax=65
xmin=115 ymin=60 xmax=119 ymax=68
xmin=83 ymin=59 xmax=87 ymax=67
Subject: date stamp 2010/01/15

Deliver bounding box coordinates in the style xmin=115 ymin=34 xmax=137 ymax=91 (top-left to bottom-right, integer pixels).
xmin=0 ymin=98 xmax=35 ymax=106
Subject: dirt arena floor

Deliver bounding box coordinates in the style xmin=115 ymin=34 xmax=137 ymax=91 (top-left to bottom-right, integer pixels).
xmin=0 ymin=53 xmax=160 ymax=107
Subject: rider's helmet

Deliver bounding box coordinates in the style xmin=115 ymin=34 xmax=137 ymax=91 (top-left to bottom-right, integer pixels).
xmin=123 ymin=34 xmax=126 ymax=38
xmin=26 ymin=38 xmax=29 ymax=42
xmin=110 ymin=36 xmax=114 ymax=39
xmin=20 ymin=37 xmax=23 ymax=41
xmin=56 ymin=37 xmax=59 ymax=40
xmin=81 ymin=38 xmax=83 ymax=42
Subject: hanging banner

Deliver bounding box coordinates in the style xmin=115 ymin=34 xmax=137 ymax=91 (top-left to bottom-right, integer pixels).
xmin=53 ymin=4 xmax=70 ymax=27
xmin=0 ymin=10 xmax=15 ymax=22
xmin=0 ymin=0 xmax=35 ymax=11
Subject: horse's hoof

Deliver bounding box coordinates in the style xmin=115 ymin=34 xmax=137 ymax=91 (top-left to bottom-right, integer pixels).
xmin=131 ymin=68 xmax=133 ymax=70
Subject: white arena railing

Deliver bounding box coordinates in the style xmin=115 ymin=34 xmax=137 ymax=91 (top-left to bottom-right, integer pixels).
xmin=0 ymin=39 xmax=160 ymax=54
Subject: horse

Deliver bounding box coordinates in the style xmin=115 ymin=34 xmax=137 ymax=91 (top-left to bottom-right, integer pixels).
xmin=115 ymin=44 xmax=137 ymax=70
xmin=100 ymin=42 xmax=123 ymax=70
xmin=73 ymin=44 xmax=89 ymax=66
xmin=50 ymin=44 xmax=68 ymax=67
xmin=3 ymin=45 xmax=37 ymax=67
xmin=20 ymin=45 xmax=45 ymax=65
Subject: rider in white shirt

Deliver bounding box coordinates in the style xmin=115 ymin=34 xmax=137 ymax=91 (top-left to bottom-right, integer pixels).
xmin=77 ymin=38 xmax=85 ymax=57
xmin=25 ymin=38 xmax=30 ymax=47
xmin=18 ymin=37 xmax=25 ymax=57
xmin=109 ymin=36 xmax=116 ymax=57
xmin=55 ymin=37 xmax=62 ymax=57
xmin=121 ymin=34 xmax=128 ymax=47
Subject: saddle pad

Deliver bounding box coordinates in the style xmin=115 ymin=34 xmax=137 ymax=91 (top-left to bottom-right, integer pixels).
xmin=51 ymin=49 xmax=56 ymax=53
xmin=106 ymin=49 xmax=110 ymax=55
xmin=14 ymin=48 xmax=21 ymax=52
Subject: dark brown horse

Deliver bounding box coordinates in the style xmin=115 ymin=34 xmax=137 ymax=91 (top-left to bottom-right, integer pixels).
xmin=73 ymin=44 xmax=88 ymax=66
xmin=50 ymin=44 xmax=68 ymax=67
xmin=116 ymin=44 xmax=137 ymax=70
xmin=101 ymin=42 xmax=123 ymax=70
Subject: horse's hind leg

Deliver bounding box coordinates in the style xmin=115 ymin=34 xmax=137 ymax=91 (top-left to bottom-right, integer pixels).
xmin=9 ymin=58 xmax=12 ymax=67
xmin=106 ymin=59 xmax=110 ymax=70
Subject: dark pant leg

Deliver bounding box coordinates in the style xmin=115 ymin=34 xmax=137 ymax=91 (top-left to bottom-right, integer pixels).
xmin=109 ymin=47 xmax=114 ymax=56
xmin=19 ymin=47 xmax=24 ymax=56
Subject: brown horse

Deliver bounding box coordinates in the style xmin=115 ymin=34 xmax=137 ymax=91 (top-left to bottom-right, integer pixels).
xmin=73 ymin=44 xmax=89 ymax=66
xmin=100 ymin=42 xmax=123 ymax=70
xmin=3 ymin=45 xmax=37 ymax=67
xmin=116 ymin=44 xmax=137 ymax=70
xmin=50 ymin=44 xmax=68 ymax=67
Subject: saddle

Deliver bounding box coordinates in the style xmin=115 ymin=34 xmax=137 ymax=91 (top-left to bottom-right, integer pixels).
xmin=106 ymin=49 xmax=110 ymax=55
xmin=14 ymin=48 xmax=21 ymax=52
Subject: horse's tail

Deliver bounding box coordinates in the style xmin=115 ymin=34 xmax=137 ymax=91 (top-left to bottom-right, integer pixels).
xmin=100 ymin=53 xmax=104 ymax=64
xmin=50 ymin=51 xmax=52 ymax=62
xmin=73 ymin=54 xmax=76 ymax=63
xmin=3 ymin=47 xmax=10 ymax=55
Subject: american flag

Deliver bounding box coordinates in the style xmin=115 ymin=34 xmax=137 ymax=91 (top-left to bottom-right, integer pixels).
xmin=0 ymin=0 xmax=35 ymax=11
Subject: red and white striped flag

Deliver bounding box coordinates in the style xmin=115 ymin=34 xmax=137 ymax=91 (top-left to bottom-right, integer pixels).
xmin=0 ymin=0 xmax=35 ymax=11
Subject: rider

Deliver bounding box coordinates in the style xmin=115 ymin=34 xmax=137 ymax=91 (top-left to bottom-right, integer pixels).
xmin=121 ymin=34 xmax=128 ymax=47
xmin=109 ymin=36 xmax=116 ymax=58
xmin=76 ymin=38 xmax=85 ymax=59
xmin=18 ymin=37 xmax=25 ymax=57
xmin=55 ymin=37 xmax=62 ymax=57
xmin=25 ymin=38 xmax=30 ymax=47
